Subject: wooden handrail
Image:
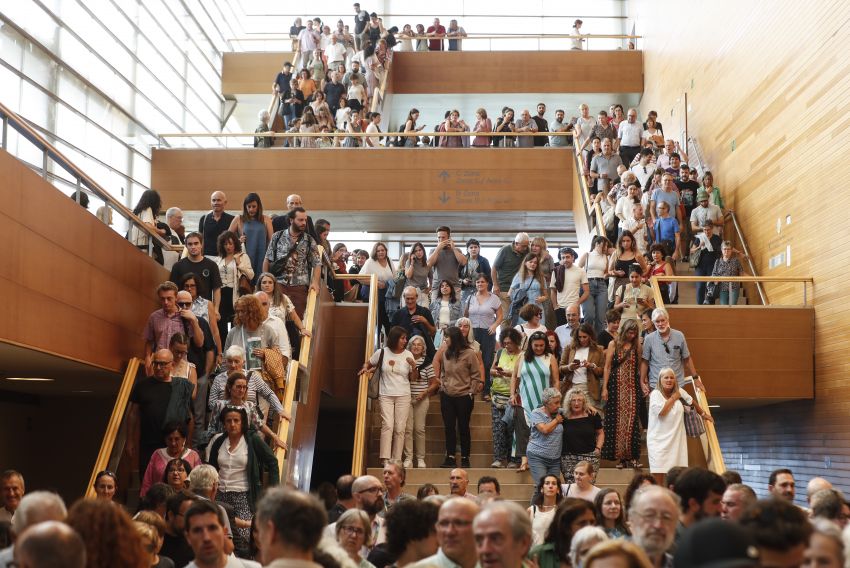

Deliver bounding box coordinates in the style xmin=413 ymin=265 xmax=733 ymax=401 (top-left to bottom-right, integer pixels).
xmin=336 ymin=273 xmax=380 ymax=476
xmin=572 ymin=146 xmax=605 ymax=238
xmin=274 ymin=245 xmax=323 ymax=479
xmin=646 ymin=279 xmax=725 ymax=474
xmin=233 ymin=33 xmax=642 ymax=42
xmin=267 ymin=49 xmax=301 ymax=140
xmin=158 ymin=131 xmax=575 ymax=139
xmin=86 ymin=358 xmax=140 ymax=497
xmin=653 ymin=276 xmax=813 ymax=283
xmin=369 ymin=54 xmax=393 ymax=115
xmin=0 ymin=101 xmax=178 ymax=254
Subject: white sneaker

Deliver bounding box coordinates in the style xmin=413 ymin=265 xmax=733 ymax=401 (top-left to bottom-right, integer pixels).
xmin=403 ymin=459 xmax=413 ymax=469
xmin=417 ymin=458 xmax=427 ymax=468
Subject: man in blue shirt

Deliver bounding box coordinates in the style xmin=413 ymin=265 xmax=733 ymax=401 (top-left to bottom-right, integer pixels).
xmin=640 ymin=308 xmax=705 ymax=394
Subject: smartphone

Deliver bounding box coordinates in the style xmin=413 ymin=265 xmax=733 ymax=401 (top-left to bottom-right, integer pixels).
xmin=572 ymin=359 xmax=580 ymax=365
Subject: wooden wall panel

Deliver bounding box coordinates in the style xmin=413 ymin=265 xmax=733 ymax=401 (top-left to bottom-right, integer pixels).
xmin=631 ymin=0 xmax=850 ymax=502
xmin=0 ymin=150 xmax=167 ymax=372
xmin=666 ymin=307 xmax=814 ymax=400
xmin=222 ymin=52 xmax=294 ymax=95
xmin=390 ymin=51 xmax=643 ymax=94
xmin=151 ymin=148 xmax=573 ymax=212
xmin=328 ymin=304 xmax=369 ymax=400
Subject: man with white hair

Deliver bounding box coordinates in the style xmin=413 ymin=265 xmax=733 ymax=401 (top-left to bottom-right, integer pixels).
xmin=629 ymin=486 xmax=680 ymax=568
xmin=617 ymin=108 xmax=642 ymax=165
xmin=807 ymin=476 xmax=833 ymax=505
xmin=271 ymin=193 xmax=318 ymax=240
xmin=199 ymin=191 xmax=234 ymax=257
xmin=208 ymin=345 xmax=285 ymax=418
xmin=324 ymin=475 xmax=387 ymax=549
xmin=12 ymin=521 xmax=85 ymax=568
xmin=188 ymin=465 xmax=235 ymax=549
xmin=0 ymin=470 xmax=24 ymax=523
xmin=492 ymin=233 xmax=530 ymax=329
xmin=0 ymin=491 xmax=67 ymax=565
xmin=254 ymin=109 xmax=272 ymax=148
xmin=165 ymin=207 xmax=185 ymax=245
xmin=254 ymin=291 xmax=292 ymax=361
xmin=474 ymin=501 xmax=532 ymax=568
xmin=640 ymin=308 xmax=705 ymax=395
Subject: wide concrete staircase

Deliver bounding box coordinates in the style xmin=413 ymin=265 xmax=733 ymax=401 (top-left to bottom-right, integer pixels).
xmin=367 ymin=396 xmax=642 ymax=504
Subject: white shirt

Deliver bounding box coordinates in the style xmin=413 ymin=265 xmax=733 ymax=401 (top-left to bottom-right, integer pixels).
xmin=618 ymin=120 xmax=642 ymax=146
xmin=264 ymin=314 xmax=292 ymax=358
xmin=370 ymin=348 xmax=414 ymax=396
xmin=187 ymin=555 xmax=261 ymax=568
xmin=585 ymin=251 xmax=608 ymax=279
xmin=366 ymin=123 xmax=381 ymax=147
xmin=550 ymin=265 xmax=589 ymax=308
xmin=555 ymin=324 xmax=575 ymax=349
xmin=209 ymin=434 xmax=249 ymax=492
xmin=631 ymin=163 xmax=654 ymax=189
xmin=571 ymin=346 xmax=590 ymax=384
xmin=575 ymin=116 xmax=597 ymax=147
xmin=622 ymin=218 xmax=648 ymax=254
xmin=325 ymin=42 xmax=346 ymax=62
xmin=616 ymin=196 xmax=638 ymax=226
xmin=690 ymin=204 xmax=723 ymax=235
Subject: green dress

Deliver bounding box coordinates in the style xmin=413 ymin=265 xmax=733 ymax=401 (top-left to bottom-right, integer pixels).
xmin=519 ymin=354 xmax=554 ymax=423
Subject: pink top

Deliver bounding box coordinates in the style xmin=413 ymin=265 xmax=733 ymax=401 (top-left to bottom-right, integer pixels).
xmin=140 ymin=447 xmax=203 ymax=496
xmin=473 ymin=118 xmax=493 ymax=146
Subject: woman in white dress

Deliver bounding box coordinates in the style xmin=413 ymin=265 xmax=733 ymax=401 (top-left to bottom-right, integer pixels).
xmin=647 ymin=368 xmax=713 ymax=485
xmin=527 ymin=474 xmax=562 ymax=547
xmin=359 ymin=241 xmax=395 ymax=334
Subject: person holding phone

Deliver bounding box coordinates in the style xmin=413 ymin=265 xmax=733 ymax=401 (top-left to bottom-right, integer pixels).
xmin=427 ymin=226 xmax=467 ymax=302
xmin=559 ymin=324 xmax=605 ymax=411
xmin=614 ymin=267 xmax=654 ymax=326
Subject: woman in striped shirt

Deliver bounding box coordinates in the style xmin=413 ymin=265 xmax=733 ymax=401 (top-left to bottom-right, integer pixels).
xmin=510 ymin=331 xmax=560 ymax=473
xmin=403 ymin=335 xmax=437 ymax=469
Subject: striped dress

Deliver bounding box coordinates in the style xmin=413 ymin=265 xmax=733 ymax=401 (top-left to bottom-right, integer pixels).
xmin=519 ymin=354 xmax=555 ymax=424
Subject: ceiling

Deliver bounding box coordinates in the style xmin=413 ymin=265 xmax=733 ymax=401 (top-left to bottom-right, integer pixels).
xmin=0 ymin=342 xmax=122 ymax=398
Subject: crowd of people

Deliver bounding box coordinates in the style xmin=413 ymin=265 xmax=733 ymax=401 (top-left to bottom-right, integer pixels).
xmin=1 ymin=464 xmax=847 ymax=568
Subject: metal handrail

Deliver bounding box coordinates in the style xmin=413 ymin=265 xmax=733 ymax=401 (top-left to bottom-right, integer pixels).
xmin=0 ymin=101 xmax=178 ymax=256
xmin=234 ymin=33 xmax=642 ymax=41
xmin=334 ymin=273 xmax=380 ymax=476
xmin=646 ymin=279 xmax=726 ymax=474
xmin=86 ymin=358 xmax=140 ymax=497
xmin=274 ymin=245 xmax=323 ymax=479
xmin=687 ymin=135 xmax=766 ymax=305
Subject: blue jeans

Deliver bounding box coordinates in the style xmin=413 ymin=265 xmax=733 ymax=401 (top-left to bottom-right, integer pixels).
xmin=695 ymin=267 xmax=711 ymax=305
xmin=719 ymin=288 xmax=739 ymax=305
xmin=582 ymin=278 xmax=608 ymax=335
xmin=526 ymin=452 xmax=561 ymax=502
xmin=474 ymin=327 xmax=496 ymax=394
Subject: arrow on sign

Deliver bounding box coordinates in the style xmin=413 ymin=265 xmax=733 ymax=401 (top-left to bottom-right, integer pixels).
xmin=438 ymin=192 xmax=450 ymax=204
xmin=438 ymin=170 xmax=449 ymax=182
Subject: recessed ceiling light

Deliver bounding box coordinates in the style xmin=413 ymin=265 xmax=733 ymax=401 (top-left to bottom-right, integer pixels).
xmin=5 ymin=377 xmax=55 ymax=382
xmin=72 ymin=390 xmax=94 ymax=393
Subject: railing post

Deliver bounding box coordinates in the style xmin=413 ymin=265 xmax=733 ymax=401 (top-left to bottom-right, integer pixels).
xmin=1 ymin=115 xmax=7 ymax=150
xmin=42 ymin=147 xmax=49 ymax=180
xmin=75 ymin=176 xmax=82 ymax=205
xmin=803 ymin=282 xmax=807 ymax=306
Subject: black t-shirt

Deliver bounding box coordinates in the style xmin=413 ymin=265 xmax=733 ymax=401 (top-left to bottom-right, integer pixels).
xmin=282 ymin=88 xmax=304 ymax=116
xmin=130 ymin=377 xmax=176 ymax=446
xmin=275 ymin=72 xmax=292 ymax=94
xmin=532 ymin=115 xmax=549 ymax=146
xmin=391 ymin=306 xmax=436 ymax=352
xmin=189 ymin=316 xmax=217 ymax=376
xmin=161 ymin=532 xmax=193 ymax=568
xmin=170 ymin=258 xmax=222 ymax=301
xmin=271 ymin=215 xmax=318 ymax=241
xmin=562 ymin=413 xmax=603 ymax=454
xmin=199 ymin=212 xmax=234 ymax=257
xmin=324 ymin=82 xmax=346 ymax=111
xmin=676 ymin=180 xmax=700 ymax=215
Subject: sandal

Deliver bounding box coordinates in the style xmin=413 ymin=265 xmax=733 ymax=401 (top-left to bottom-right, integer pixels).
xmin=482 ymin=394 xmax=491 ymax=402
xmin=616 ymin=461 xmax=625 ymax=470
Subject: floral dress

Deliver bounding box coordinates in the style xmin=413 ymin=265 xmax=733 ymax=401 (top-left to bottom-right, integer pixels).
xmin=602 ymin=345 xmax=642 ymax=463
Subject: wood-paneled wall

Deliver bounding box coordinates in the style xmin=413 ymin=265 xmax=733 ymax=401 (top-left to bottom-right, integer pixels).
xmin=666 ymin=307 xmax=814 ymax=400
xmin=631 ymin=0 xmax=850 ymax=502
xmin=222 ymin=52 xmax=294 ymax=95
xmin=151 ymin=148 xmax=573 ymax=212
xmin=327 ymin=303 xmax=369 ymax=400
xmin=390 ymin=51 xmax=643 ymax=94
xmin=0 ymin=150 xmax=167 ymax=372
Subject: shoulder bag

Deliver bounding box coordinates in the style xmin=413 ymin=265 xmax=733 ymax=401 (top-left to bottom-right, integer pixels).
xmin=368 ymin=348 xmax=385 ymax=399
xmin=508 ymin=279 xmax=534 ymax=326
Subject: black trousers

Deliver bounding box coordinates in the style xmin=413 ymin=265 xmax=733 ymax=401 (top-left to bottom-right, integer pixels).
xmin=440 ymin=392 xmax=474 ymax=458
xmin=619 ymin=145 xmax=640 ymax=167
xmin=554 ymin=307 xmax=567 ymax=327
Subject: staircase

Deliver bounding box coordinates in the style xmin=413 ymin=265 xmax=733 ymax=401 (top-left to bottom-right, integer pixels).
xmin=366 ymin=395 xmax=642 ymax=504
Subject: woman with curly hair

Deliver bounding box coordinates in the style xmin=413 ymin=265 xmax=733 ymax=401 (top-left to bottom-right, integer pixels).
xmin=214 ymin=230 xmax=254 ymax=341
xmin=224 ymin=295 xmax=279 ymax=372
xmin=67 ymin=498 xmax=148 ymax=568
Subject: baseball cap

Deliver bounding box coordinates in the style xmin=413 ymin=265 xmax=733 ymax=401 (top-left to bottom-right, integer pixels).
xmin=674 ymin=519 xmax=759 ymax=568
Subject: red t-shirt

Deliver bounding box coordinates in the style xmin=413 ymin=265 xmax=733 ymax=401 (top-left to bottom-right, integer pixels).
xmin=427 ymin=25 xmax=446 ymax=50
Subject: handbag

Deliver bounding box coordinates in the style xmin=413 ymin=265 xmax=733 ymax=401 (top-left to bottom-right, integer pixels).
xmin=386 ymin=268 xmax=405 ymax=300
xmin=689 ymin=246 xmax=703 ymax=269
xmin=683 ymin=404 xmax=706 ymax=437
xmin=260 ymin=348 xmax=288 ymax=398
xmin=508 ymin=279 xmax=534 ymax=326
xmin=368 ymin=348 xmax=385 ymax=399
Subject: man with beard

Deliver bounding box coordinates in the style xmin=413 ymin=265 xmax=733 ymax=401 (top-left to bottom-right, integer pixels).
xmin=325 ymin=475 xmax=387 ymax=550
xmin=671 ymin=468 xmax=726 ymax=551
xmin=629 ymin=486 xmax=680 ymax=568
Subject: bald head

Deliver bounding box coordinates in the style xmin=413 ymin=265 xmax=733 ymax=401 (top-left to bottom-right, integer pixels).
xmin=15 ymin=521 xmax=86 ymax=568
xmin=210 ymin=191 xmax=226 ymax=213
xmin=807 ymin=477 xmax=834 ymax=504
xmin=12 ymin=491 xmax=66 ymax=534
xmin=449 ymin=469 xmax=469 ymax=496
xmin=286 ymin=194 xmax=303 ymax=209
xmin=176 ymin=290 xmax=192 ymax=304
xmin=254 ymin=291 xmax=270 ymax=319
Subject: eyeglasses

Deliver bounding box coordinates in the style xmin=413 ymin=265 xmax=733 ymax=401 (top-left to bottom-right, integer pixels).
xmin=341 ymin=525 xmax=365 ymax=536
xmin=152 ymin=361 xmax=172 ymax=367
xmin=662 ymin=342 xmax=670 ymax=354
xmin=358 ymin=486 xmax=382 ymax=494
xmin=437 ymin=519 xmax=472 ymax=529
xmin=178 ymin=302 xmax=192 ymax=308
